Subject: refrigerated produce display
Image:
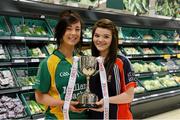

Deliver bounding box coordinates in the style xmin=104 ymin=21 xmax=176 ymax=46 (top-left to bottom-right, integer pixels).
xmin=0 ymin=0 xmax=179 ymax=119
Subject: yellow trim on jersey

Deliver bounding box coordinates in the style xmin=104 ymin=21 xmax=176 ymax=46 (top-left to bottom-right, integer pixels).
xmin=47 ymin=54 xmax=64 ymax=119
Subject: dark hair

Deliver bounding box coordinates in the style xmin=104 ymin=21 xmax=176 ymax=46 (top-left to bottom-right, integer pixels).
xmin=55 ymin=10 xmax=84 ymax=52
xmin=91 ymin=19 xmax=118 ymax=76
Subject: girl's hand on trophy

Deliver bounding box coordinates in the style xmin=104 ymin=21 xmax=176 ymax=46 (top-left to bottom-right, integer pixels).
xmin=70 ymin=101 xmax=86 ymax=113
xmin=90 ymin=99 xmax=104 ymax=112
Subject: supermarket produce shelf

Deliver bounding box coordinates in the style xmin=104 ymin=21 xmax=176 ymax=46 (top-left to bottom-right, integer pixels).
xmin=0 ymin=87 xmax=20 ymax=95
xmin=0 ymin=36 xmax=11 ymax=40
xmin=132 ymin=88 xmax=180 ymax=119
xmin=133 ymin=87 xmax=180 ymax=105
xmin=122 ymin=40 xmax=179 ymax=45
xmin=1 ymin=0 xmax=180 ymax=29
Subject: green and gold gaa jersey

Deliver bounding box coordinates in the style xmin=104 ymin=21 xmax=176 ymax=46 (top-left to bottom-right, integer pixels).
xmin=35 ymin=50 xmax=87 ymax=119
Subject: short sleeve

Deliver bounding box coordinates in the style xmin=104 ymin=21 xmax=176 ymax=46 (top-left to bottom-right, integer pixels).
xmin=123 ymin=57 xmax=136 ymax=88
xmin=34 ymin=59 xmax=51 ymax=93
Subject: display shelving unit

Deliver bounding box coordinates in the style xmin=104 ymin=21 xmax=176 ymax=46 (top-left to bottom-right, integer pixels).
xmin=0 ymin=0 xmax=179 ymax=119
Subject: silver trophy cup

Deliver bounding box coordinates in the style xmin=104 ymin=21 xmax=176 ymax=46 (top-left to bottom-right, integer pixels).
xmin=76 ymin=56 xmax=99 ymax=108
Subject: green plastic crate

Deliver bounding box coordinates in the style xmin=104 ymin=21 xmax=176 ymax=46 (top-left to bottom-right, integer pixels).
xmin=0 ymin=44 xmax=11 ymax=61
xmin=46 ymin=18 xmax=58 ymax=35
xmin=12 ymin=67 xmax=38 ymax=87
xmin=8 ymin=16 xmax=53 ymax=37
xmin=171 ymin=72 xmax=180 ymax=85
xmin=7 ymin=43 xmax=27 ymax=59
xmin=153 ymin=29 xmax=176 ymax=41
xmin=134 ymin=80 xmax=146 ymax=94
xmin=137 ymin=28 xmax=159 ymax=41
xmin=154 ymin=74 xmax=179 ymax=88
xmin=0 ymin=68 xmax=19 ymax=89
xmin=174 ymin=59 xmax=180 ymax=65
xmin=121 ymin=46 xmax=142 ymax=55
xmin=27 ymin=46 xmax=49 ymax=58
xmin=120 ymin=27 xmax=141 ymax=40
xmin=154 ymin=46 xmax=173 ymax=54
xmin=158 ymin=59 xmax=179 ymax=70
xmin=167 ymin=46 xmax=180 ymax=54
xmin=131 ymin=60 xmax=149 ymax=73
xmin=0 ymin=16 xmax=11 ymax=36
xmin=20 ymin=92 xmax=45 ymax=116
xmin=0 ymin=93 xmax=28 ymax=119
xmin=138 ymin=76 xmax=165 ymax=91
xmin=138 ymin=46 xmax=157 ymax=55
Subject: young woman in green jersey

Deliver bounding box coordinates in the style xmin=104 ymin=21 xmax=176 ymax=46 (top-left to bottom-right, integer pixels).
xmin=88 ymin=19 xmax=137 ymax=119
xmin=35 ymin=10 xmax=87 ymax=119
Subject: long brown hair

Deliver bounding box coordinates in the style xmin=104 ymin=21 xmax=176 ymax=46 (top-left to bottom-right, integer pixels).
xmin=91 ymin=19 xmax=118 ymax=76
xmin=55 ymin=10 xmax=84 ymax=53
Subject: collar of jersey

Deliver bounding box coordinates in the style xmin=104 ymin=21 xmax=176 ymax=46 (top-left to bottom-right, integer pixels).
xmin=53 ymin=49 xmax=77 ymax=60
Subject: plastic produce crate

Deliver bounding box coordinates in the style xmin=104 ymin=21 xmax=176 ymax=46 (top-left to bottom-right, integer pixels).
xmin=138 ymin=46 xmax=157 ymax=55
xmin=138 ymin=76 xmax=165 ymax=91
xmin=0 ymin=93 xmax=27 ymax=119
xmin=134 ymin=80 xmax=146 ymax=94
xmin=121 ymin=46 xmax=142 ymax=55
xmin=0 ymin=16 xmax=11 ymax=36
xmin=8 ymin=16 xmax=53 ymax=37
xmin=27 ymin=45 xmax=49 ymax=58
xmin=171 ymin=73 xmax=180 ymax=84
xmin=153 ymin=46 xmax=173 ymax=54
xmin=167 ymin=46 xmax=180 ymax=54
xmin=154 ymin=74 xmax=179 ymax=88
xmin=12 ymin=67 xmax=38 ymax=88
xmin=142 ymin=60 xmax=167 ymax=72
xmin=131 ymin=60 xmax=149 ymax=73
xmin=20 ymin=92 xmax=45 ymax=117
xmin=153 ymin=29 xmax=176 ymax=41
xmin=0 ymin=44 xmax=10 ymax=61
xmin=159 ymin=59 xmax=179 ymax=70
xmin=46 ymin=18 xmax=58 ymax=35
xmin=137 ymin=28 xmax=159 ymax=41
xmin=7 ymin=44 xmax=27 ymax=59
xmin=174 ymin=59 xmax=180 ymax=66
xmin=45 ymin=43 xmax=56 ymax=55
xmin=0 ymin=68 xmax=18 ymax=89
xmin=120 ymin=27 xmax=141 ymax=40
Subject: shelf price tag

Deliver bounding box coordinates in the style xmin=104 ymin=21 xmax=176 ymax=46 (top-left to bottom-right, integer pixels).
xmin=159 ymin=41 xmax=163 ymax=43
xmin=150 ymin=94 xmax=159 ymax=97
xmin=169 ymin=70 xmax=174 ymax=73
xmin=143 ymin=41 xmax=148 ymax=43
xmin=143 ymin=55 xmax=148 ymax=58
xmin=31 ymin=59 xmax=39 ymax=62
xmin=21 ymin=86 xmax=32 ymax=90
xmin=153 ymin=72 xmax=158 ymax=75
xmin=14 ymin=59 xmax=25 ymax=63
xmin=177 ymin=54 xmax=180 ymax=58
xmin=178 ymin=42 xmax=180 ymax=46
xmin=163 ymin=54 xmax=171 ymax=59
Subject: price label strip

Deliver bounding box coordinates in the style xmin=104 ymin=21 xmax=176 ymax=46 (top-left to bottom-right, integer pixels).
xmin=177 ymin=54 xmax=180 ymax=58
xmin=163 ymin=54 xmax=171 ymax=59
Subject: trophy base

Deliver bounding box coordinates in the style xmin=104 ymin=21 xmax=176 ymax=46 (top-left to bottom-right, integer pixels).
xmin=75 ymin=103 xmax=99 ymax=108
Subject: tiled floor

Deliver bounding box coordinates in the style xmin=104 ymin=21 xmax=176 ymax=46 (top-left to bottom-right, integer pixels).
xmin=143 ymin=108 xmax=180 ymax=120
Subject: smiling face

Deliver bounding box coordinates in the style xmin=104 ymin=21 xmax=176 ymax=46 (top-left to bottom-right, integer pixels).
xmin=93 ymin=27 xmax=112 ymax=57
xmin=62 ymin=21 xmax=81 ymax=47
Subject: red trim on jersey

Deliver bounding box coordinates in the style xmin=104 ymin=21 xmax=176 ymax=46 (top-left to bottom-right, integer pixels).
xmin=115 ymin=58 xmax=136 ymax=120
xmin=126 ymin=82 xmax=137 ymax=90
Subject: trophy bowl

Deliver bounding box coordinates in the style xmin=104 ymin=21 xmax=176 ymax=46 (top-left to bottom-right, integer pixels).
xmin=76 ymin=56 xmax=99 ymax=108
